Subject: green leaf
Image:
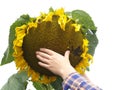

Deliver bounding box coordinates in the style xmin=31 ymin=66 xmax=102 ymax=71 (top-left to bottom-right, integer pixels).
xmin=1 ymin=15 xmax=31 ymax=65
xmin=1 ymin=71 xmax=28 ymax=90
xmin=86 ymin=30 xmax=98 ymax=56
xmin=33 ymin=82 xmax=53 ymax=90
xmin=33 ymin=77 xmax=63 ymax=90
xmin=66 ymin=10 xmax=98 ymax=56
xmin=51 ymin=77 xmax=63 ymax=90
xmin=71 ymin=10 xmax=97 ymax=33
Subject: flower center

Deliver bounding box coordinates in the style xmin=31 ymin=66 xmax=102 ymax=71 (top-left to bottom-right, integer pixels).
xmin=22 ymin=16 xmax=83 ymax=76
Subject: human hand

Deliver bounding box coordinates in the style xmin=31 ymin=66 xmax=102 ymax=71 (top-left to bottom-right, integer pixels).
xmin=36 ymin=48 xmax=76 ymax=80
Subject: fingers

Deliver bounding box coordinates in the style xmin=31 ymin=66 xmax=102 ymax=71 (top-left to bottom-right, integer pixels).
xmin=64 ymin=50 xmax=70 ymax=59
xmin=36 ymin=54 xmax=49 ymax=64
xmin=38 ymin=62 xmax=49 ymax=69
xmin=36 ymin=48 xmax=56 ymax=65
xmin=36 ymin=51 xmax=51 ymax=59
xmin=39 ymin=48 xmax=55 ymax=55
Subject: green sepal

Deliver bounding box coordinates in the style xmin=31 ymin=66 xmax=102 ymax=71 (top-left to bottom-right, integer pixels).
xmin=86 ymin=67 xmax=90 ymax=71
xmin=65 ymin=11 xmax=72 ymax=16
xmin=33 ymin=82 xmax=53 ymax=90
xmin=49 ymin=7 xmax=54 ymax=12
xmin=51 ymin=77 xmax=63 ymax=90
xmin=1 ymin=15 xmax=31 ymax=65
xmin=1 ymin=71 xmax=28 ymax=90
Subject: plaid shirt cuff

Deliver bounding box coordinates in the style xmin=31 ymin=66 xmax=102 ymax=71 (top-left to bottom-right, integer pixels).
xmin=62 ymin=72 xmax=102 ymax=90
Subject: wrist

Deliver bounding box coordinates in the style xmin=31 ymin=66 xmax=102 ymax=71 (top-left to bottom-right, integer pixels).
xmin=60 ymin=66 xmax=76 ymax=80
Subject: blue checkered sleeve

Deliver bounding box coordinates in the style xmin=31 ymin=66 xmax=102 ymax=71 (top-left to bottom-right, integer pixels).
xmin=62 ymin=72 xmax=102 ymax=90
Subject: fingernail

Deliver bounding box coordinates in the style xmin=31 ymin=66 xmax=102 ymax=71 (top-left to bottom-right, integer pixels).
xmin=36 ymin=51 xmax=39 ymax=54
xmin=40 ymin=48 xmax=43 ymax=50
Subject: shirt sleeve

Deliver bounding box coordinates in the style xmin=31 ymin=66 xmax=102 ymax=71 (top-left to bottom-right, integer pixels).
xmin=62 ymin=72 xmax=102 ymax=90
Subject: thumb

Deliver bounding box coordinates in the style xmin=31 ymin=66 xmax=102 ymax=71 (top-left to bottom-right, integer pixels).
xmin=64 ymin=50 xmax=70 ymax=59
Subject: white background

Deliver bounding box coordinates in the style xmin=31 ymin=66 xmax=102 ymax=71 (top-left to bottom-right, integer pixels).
xmin=0 ymin=0 xmax=120 ymax=90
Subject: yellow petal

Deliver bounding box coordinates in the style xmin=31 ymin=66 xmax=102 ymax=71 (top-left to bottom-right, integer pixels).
xmin=58 ymin=15 xmax=67 ymax=30
xmin=43 ymin=12 xmax=54 ymax=21
xmin=72 ymin=24 xmax=81 ymax=32
xmin=55 ymin=8 xmax=64 ymax=16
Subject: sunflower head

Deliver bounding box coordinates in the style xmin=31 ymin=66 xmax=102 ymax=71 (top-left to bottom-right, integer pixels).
xmin=11 ymin=8 xmax=98 ymax=84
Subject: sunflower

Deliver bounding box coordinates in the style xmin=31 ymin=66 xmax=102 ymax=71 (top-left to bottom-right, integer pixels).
xmin=11 ymin=8 xmax=96 ymax=84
